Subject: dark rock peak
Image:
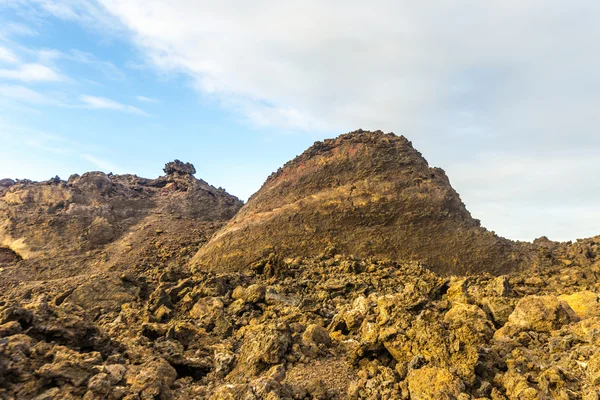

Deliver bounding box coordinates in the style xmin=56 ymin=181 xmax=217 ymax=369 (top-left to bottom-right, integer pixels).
xmin=164 ymin=160 xmax=196 ymax=176
xmin=263 ymin=130 xmax=417 ymax=188
xmin=0 ymin=178 xmax=15 ymax=188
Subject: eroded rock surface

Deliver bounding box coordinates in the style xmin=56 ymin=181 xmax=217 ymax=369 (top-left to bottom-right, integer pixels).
xmin=193 ymin=130 xmax=529 ymax=275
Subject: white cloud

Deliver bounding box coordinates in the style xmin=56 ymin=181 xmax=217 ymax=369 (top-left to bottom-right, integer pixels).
xmin=0 ymin=46 xmax=18 ymax=63
xmin=447 ymin=152 xmax=600 ymax=241
xmin=0 ymin=84 xmax=62 ymax=105
xmin=0 ymin=63 xmax=63 ymax=82
xmin=80 ymin=95 xmax=148 ymax=116
xmin=135 ymin=95 xmax=159 ymax=103
xmin=0 ymin=21 xmax=38 ymax=39
xmin=80 ymin=153 xmax=121 ymax=172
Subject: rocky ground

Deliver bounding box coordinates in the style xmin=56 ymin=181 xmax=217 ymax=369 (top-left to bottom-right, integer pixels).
xmin=1 ymin=132 xmax=599 ymax=399
xmin=1 ymin=239 xmax=599 ymax=399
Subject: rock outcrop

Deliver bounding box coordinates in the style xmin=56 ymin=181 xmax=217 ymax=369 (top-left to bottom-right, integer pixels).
xmin=0 ymin=161 xmax=243 ymax=282
xmin=193 ymin=130 xmax=528 ymax=275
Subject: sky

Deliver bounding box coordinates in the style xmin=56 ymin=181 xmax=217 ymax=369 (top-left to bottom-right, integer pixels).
xmin=0 ymin=1 xmax=599 ymax=242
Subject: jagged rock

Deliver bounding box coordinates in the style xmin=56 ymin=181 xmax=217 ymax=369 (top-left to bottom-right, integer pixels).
xmin=232 ymin=284 xmax=266 ymax=304
xmin=480 ymin=296 xmax=517 ymax=327
xmin=190 ymin=296 xmax=225 ymax=325
xmin=214 ymin=347 xmax=236 ymax=378
xmin=407 ymin=367 xmax=466 ymax=400
xmin=588 ymin=353 xmax=600 ymax=385
xmin=0 ymin=321 xmax=22 ymax=337
xmin=495 ymin=295 xmax=576 ymax=337
xmin=0 ymin=247 xmax=21 ymax=264
xmin=86 ymin=217 xmax=114 ymax=247
xmin=36 ymin=345 xmax=102 ymax=387
xmin=229 ymin=322 xmax=291 ymax=380
xmin=443 ymin=303 xmax=494 ymax=384
xmin=124 ymin=358 xmax=177 ymax=399
xmin=558 ymin=291 xmax=600 ymax=319
xmin=163 ymin=159 xmax=196 ymax=176
xmin=63 ymin=276 xmax=139 ymax=313
xmin=0 ymin=178 xmax=15 ymax=189
xmin=303 ymin=324 xmax=331 ymax=347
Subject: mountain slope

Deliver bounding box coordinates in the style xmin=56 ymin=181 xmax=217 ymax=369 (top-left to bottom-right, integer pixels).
xmin=192 ymin=130 xmax=528 ymax=275
xmin=0 ymin=160 xmax=243 ymax=283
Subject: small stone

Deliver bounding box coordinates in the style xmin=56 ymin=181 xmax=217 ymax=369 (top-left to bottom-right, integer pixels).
xmin=232 ymin=284 xmax=266 ymax=304
xmin=407 ymin=367 xmax=466 ymax=400
xmin=0 ymin=320 xmax=22 ymax=337
xmin=303 ymin=324 xmax=331 ymax=347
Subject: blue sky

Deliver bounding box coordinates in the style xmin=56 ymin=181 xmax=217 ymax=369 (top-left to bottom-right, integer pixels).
xmin=1 ymin=1 xmax=599 ymax=242
xmin=0 ymin=2 xmax=323 ymax=200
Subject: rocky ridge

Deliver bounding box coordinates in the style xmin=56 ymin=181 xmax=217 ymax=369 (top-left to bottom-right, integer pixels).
xmin=0 ymin=160 xmax=242 ymax=284
xmin=0 ymin=132 xmax=599 ymax=399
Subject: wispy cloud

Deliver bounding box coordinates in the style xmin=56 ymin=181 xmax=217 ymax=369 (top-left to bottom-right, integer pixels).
xmin=135 ymin=95 xmax=159 ymax=103
xmin=0 ymin=84 xmax=63 ymax=105
xmin=65 ymin=49 xmax=125 ymax=80
xmin=0 ymin=46 xmax=18 ymax=63
xmin=0 ymin=21 xmax=38 ymax=39
xmin=0 ymin=85 xmax=150 ymax=118
xmin=0 ymin=63 xmax=63 ymax=82
xmin=0 ymin=124 xmax=123 ymax=175
xmin=80 ymin=95 xmax=149 ymax=116
xmin=80 ymin=153 xmax=121 ymax=172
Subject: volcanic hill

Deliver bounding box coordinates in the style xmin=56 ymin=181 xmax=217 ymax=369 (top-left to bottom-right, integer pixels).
xmin=1 ymin=132 xmax=600 ymax=400
xmin=0 ymin=160 xmax=242 ymax=284
xmin=193 ymin=130 xmax=528 ymax=275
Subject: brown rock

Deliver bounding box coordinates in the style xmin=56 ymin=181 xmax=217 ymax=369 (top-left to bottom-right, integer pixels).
xmin=229 ymin=322 xmax=291 ymax=379
xmin=36 ymin=346 xmax=102 ymax=387
xmin=496 ymin=295 xmax=576 ymax=336
xmin=303 ymin=324 xmax=331 ymax=347
xmin=192 ymin=130 xmax=528 ymax=276
xmin=232 ymin=284 xmax=266 ymax=304
xmin=125 ymin=358 xmax=177 ymax=399
xmin=558 ymin=291 xmax=600 ymax=320
xmin=407 ymin=367 xmax=466 ymax=400
xmin=63 ymin=276 xmax=139 ymax=312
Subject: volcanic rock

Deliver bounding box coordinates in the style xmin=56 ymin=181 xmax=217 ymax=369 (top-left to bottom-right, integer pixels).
xmin=192 ymin=130 xmax=527 ymax=275
xmin=0 ymin=161 xmax=243 ymax=282
xmin=164 ymin=159 xmax=197 ymax=176
xmin=1 ymin=132 xmax=600 ymax=399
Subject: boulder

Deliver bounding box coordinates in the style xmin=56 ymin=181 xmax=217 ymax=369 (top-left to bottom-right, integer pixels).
xmin=495 ymin=295 xmax=576 ymax=337
xmin=229 ymin=323 xmax=291 ymax=379
xmin=558 ymin=291 xmax=600 ymax=320
xmin=407 ymin=367 xmax=466 ymax=400
xmin=63 ymin=276 xmax=139 ymax=313
xmin=125 ymin=358 xmax=177 ymax=399
xmin=232 ymin=284 xmax=266 ymax=304
xmin=36 ymin=346 xmax=102 ymax=387
xmin=303 ymin=324 xmax=331 ymax=347
xmin=164 ymin=160 xmax=196 ymax=176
